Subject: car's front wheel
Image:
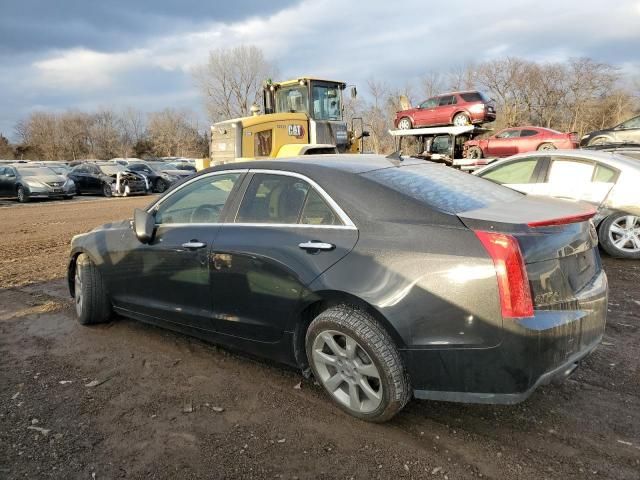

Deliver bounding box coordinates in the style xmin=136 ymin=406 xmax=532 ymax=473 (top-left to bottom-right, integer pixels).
xmin=155 ymin=178 xmax=168 ymax=193
xmin=102 ymin=182 xmax=113 ymax=197
xmin=306 ymin=305 xmax=411 ymax=422
xmin=397 ymin=117 xmax=412 ymax=130
xmin=17 ymin=186 xmax=29 ymax=203
xmin=599 ymin=214 xmax=640 ymax=259
xmin=74 ymin=253 xmax=112 ymax=325
xmin=466 ymin=146 xmax=483 ymax=159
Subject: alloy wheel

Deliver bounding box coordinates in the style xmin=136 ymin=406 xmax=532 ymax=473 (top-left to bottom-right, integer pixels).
xmin=311 ymin=330 xmax=382 ymax=414
xmin=17 ymin=187 xmax=25 ymax=202
xmin=74 ymin=266 xmax=83 ymax=317
xmin=398 ymin=118 xmax=411 ymax=130
xmin=453 ymin=114 xmax=470 ymax=126
xmin=608 ymin=215 xmax=640 ymax=253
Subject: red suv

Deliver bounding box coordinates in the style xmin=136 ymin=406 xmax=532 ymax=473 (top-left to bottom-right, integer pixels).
xmin=395 ymin=91 xmax=495 ymax=129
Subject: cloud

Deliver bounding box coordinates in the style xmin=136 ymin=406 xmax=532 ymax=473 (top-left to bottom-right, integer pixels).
xmin=1 ymin=0 xmax=640 ymax=138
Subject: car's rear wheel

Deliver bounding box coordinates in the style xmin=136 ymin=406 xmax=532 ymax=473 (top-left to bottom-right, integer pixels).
xmin=466 ymin=146 xmax=483 ymax=159
xmin=397 ymin=117 xmax=412 ymax=130
xmin=537 ymin=142 xmax=557 ymax=151
xmin=155 ymin=178 xmax=168 ymax=193
xmin=102 ymin=182 xmax=113 ymax=197
xmin=599 ymin=214 xmax=640 ymax=259
xmin=17 ymin=186 xmax=29 ymax=203
xmin=589 ymin=136 xmax=610 ymax=146
xmin=306 ymin=305 xmax=411 ymax=422
xmin=452 ymin=112 xmax=470 ymax=126
xmin=74 ymin=253 xmax=112 ymax=325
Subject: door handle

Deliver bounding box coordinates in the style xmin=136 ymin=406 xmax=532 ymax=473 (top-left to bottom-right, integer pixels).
xmin=181 ymin=241 xmax=206 ymax=250
xmin=298 ymin=241 xmax=335 ymax=252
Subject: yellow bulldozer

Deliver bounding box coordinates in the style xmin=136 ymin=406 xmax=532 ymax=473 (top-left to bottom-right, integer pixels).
xmin=208 ymin=77 xmax=368 ymax=167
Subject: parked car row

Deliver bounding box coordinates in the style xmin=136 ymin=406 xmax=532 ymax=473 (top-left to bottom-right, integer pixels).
xmin=0 ymin=158 xmax=197 ymax=202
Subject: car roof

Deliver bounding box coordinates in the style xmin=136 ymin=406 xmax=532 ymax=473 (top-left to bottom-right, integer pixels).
xmin=203 ymin=154 xmax=426 ymax=176
xmin=476 ymin=149 xmax=640 ymax=175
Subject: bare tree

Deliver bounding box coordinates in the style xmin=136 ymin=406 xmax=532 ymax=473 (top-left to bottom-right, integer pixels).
xmin=193 ymin=45 xmax=276 ymax=122
xmin=148 ymin=109 xmax=204 ymax=157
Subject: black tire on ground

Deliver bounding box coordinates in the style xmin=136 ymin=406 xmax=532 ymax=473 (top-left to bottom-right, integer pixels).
xmin=305 ymin=305 xmax=411 ymax=422
xmin=102 ymin=182 xmax=113 ymax=197
xmin=397 ymin=117 xmax=412 ymax=130
xmin=64 ymin=195 xmax=74 ymax=200
xmin=17 ymin=186 xmax=29 ymax=203
xmin=466 ymin=146 xmax=483 ymax=159
xmin=155 ymin=178 xmax=168 ymax=193
xmin=452 ymin=112 xmax=470 ymax=126
xmin=537 ymin=142 xmax=557 ymax=151
xmin=598 ymin=214 xmax=640 ymax=259
xmin=74 ymin=253 xmax=112 ymax=325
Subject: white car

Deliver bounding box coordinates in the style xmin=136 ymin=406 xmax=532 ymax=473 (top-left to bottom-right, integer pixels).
xmin=475 ymin=149 xmax=640 ymax=259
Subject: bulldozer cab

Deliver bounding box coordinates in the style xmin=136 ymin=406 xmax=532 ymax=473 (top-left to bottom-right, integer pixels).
xmin=264 ymin=78 xmax=346 ymax=121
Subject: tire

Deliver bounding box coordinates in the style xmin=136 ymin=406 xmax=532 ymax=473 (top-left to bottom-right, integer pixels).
xmin=537 ymin=142 xmax=557 ymax=151
xmin=154 ymin=178 xmax=168 ymax=193
xmin=74 ymin=253 xmax=112 ymax=325
xmin=102 ymin=182 xmax=113 ymax=197
xmin=305 ymin=305 xmax=411 ymax=422
xmin=17 ymin=186 xmax=29 ymax=203
xmin=397 ymin=117 xmax=412 ymax=130
xmin=64 ymin=195 xmax=74 ymax=200
xmin=598 ymin=214 xmax=640 ymax=259
xmin=466 ymin=146 xmax=483 ymax=159
xmin=452 ymin=112 xmax=470 ymax=126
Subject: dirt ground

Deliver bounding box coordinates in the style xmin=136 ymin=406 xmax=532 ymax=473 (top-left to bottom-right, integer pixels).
xmin=0 ymin=197 xmax=639 ymax=479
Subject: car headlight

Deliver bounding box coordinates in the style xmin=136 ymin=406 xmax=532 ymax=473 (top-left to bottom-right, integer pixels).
xmin=64 ymin=179 xmax=75 ymax=187
xmin=25 ymin=179 xmax=45 ymax=188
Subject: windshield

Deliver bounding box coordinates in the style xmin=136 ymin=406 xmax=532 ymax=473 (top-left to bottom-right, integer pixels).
xmin=49 ymin=166 xmax=69 ymax=174
xmin=312 ymin=84 xmax=342 ymax=121
xmin=17 ymin=167 xmax=57 ymax=176
xmin=98 ymin=165 xmax=126 ymax=175
xmin=275 ymin=85 xmax=309 ymax=114
xmin=146 ymin=162 xmax=168 ymax=172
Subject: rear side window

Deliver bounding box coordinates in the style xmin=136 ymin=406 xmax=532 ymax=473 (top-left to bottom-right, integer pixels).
xmin=480 ymin=159 xmax=539 ymax=185
xmin=593 ymin=164 xmax=617 ymax=183
xmin=520 ymin=130 xmax=539 ymax=137
xmin=459 ymin=92 xmax=487 ymax=103
xmin=438 ymin=95 xmax=456 ymax=106
xmin=363 ymin=164 xmax=522 ymax=214
xmin=237 ymin=173 xmax=342 ymax=225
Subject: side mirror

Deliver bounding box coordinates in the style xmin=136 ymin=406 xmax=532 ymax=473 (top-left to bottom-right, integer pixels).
xmin=350 ymin=86 xmax=357 ymax=99
xmin=133 ymin=208 xmax=155 ymax=244
xmin=362 ymin=131 xmax=370 ymax=138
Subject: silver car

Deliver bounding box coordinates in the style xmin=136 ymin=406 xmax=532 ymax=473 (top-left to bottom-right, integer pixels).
xmin=475 ymin=149 xmax=640 ymax=259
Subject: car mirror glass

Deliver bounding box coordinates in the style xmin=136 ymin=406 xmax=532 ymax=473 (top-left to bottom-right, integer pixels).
xmin=133 ymin=208 xmax=155 ymax=244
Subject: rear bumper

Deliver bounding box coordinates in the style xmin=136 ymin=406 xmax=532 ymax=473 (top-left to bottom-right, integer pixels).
xmin=406 ymin=270 xmax=607 ymax=404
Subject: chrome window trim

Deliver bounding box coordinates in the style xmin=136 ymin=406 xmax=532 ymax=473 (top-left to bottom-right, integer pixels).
xmin=241 ymin=168 xmax=356 ymax=228
xmin=148 ymin=167 xmax=357 ymax=230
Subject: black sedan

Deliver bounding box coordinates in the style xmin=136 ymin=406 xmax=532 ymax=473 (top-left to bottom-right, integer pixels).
xmin=0 ymin=164 xmax=76 ymax=202
xmin=126 ymin=162 xmax=193 ymax=193
xmin=68 ymin=155 xmax=607 ymax=421
xmin=68 ymin=162 xmax=148 ymax=197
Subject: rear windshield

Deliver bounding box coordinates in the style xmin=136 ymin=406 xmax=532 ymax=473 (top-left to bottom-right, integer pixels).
xmin=363 ymin=164 xmax=522 ymax=214
xmin=459 ymin=92 xmax=489 ymax=103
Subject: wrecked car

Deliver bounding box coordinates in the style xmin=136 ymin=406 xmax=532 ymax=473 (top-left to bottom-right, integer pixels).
xmin=68 ymin=162 xmax=149 ymax=197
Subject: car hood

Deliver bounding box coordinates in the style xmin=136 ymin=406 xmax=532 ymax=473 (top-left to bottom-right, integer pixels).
xmin=162 ymin=169 xmax=191 ymax=177
xmin=25 ymin=174 xmax=68 ymax=183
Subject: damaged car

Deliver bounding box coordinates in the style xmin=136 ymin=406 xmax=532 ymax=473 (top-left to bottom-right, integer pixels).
xmin=126 ymin=162 xmax=193 ymax=193
xmin=68 ymin=162 xmax=149 ymax=197
xmin=68 ymin=155 xmax=607 ymax=422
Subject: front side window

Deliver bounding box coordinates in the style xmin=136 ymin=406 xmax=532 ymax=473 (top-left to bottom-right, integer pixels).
xmin=312 ymin=85 xmax=342 ymax=120
xmin=480 ymin=159 xmax=539 ymax=185
xmin=275 ymin=86 xmax=309 ymax=115
xmin=236 ymin=173 xmax=342 ymax=226
xmin=420 ymin=98 xmax=438 ymax=109
xmin=495 ymin=129 xmax=520 ymax=139
xmin=155 ymin=173 xmax=241 ymax=224
xmin=548 ymin=159 xmax=594 ymax=184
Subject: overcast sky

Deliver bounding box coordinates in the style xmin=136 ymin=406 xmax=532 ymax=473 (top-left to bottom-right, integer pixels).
xmin=2 ymin=0 xmax=639 ymax=139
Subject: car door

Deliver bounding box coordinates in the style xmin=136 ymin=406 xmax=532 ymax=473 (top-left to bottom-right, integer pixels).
xmin=485 ymin=129 xmax=521 ymax=157
xmin=517 ymin=129 xmax=541 ymax=153
xmin=107 ymin=171 xmax=246 ymax=329
xmin=435 ymin=95 xmax=457 ymax=125
xmin=68 ymin=165 xmax=88 ymax=190
xmin=477 ymin=156 xmax=544 ymax=194
xmin=413 ymin=97 xmax=438 ymax=127
xmin=538 ymin=157 xmax=615 ymax=205
xmin=209 ymin=170 xmax=358 ymax=343
xmin=1 ymin=167 xmax=18 ymax=196
xmin=86 ymin=165 xmax=104 ymax=192
xmin=0 ymin=167 xmax=7 ymax=196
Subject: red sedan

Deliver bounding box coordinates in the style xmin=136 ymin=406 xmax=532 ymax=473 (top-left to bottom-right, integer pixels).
xmin=464 ymin=127 xmax=578 ymax=158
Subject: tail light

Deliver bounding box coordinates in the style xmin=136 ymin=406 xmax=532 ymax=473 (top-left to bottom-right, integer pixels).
xmin=474 ymin=231 xmax=533 ymax=319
